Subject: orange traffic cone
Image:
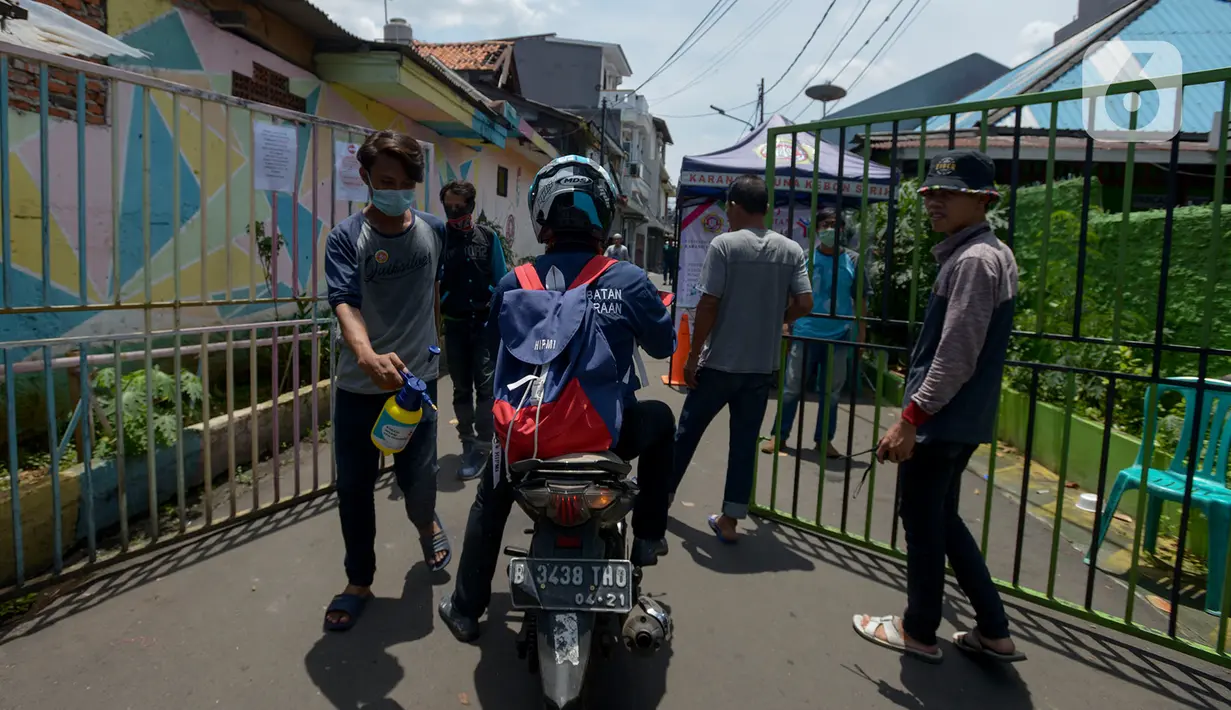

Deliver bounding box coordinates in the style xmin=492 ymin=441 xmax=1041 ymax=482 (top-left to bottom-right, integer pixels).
xmin=662 ymin=312 xmax=691 ymax=387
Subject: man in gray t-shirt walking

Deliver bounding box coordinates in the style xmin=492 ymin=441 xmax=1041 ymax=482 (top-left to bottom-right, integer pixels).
xmin=671 ymin=175 xmax=813 ymax=543
xmin=321 ymin=131 xmax=451 ymax=632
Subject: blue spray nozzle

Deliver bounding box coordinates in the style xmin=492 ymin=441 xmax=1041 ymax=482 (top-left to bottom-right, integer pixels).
xmin=395 ymin=371 xmax=427 ymax=410
xmin=427 ymin=345 xmax=441 ymax=361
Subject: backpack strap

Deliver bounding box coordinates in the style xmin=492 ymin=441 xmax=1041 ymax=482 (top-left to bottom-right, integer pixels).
xmin=514 ymin=263 xmax=545 ymax=291
xmin=568 ymin=255 xmax=617 ymax=290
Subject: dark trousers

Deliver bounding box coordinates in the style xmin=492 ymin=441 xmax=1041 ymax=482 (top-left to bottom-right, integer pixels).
xmin=334 ymin=382 xmax=439 ymax=587
xmin=451 ymin=399 xmax=676 ymax=620
xmin=671 ymin=368 xmax=774 ymax=519
xmin=444 ymin=317 xmax=494 ymax=448
xmin=899 ymin=441 xmax=1010 ymax=646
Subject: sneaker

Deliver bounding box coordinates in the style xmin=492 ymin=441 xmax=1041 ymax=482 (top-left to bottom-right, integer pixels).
xmin=760 ymin=437 xmax=779 ymax=454
xmin=458 ymin=439 xmax=479 ymax=480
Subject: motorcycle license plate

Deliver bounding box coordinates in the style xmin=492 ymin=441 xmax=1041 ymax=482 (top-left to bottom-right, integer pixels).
xmin=508 ymin=558 xmax=634 ymax=613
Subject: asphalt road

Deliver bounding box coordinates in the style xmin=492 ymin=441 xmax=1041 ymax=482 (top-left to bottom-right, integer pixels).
xmin=0 ymin=353 xmax=1228 ymax=709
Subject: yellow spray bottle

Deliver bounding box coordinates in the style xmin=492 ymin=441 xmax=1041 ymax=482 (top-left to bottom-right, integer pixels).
xmin=370 ymin=345 xmax=439 ymax=455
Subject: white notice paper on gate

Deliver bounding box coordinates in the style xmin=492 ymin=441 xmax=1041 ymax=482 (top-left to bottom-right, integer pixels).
xmin=335 ymin=141 xmax=370 ymax=203
xmin=253 ymin=122 xmax=297 ymax=194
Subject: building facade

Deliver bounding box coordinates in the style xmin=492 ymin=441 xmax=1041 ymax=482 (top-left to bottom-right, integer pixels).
xmin=1 ymin=0 xmax=557 ymax=348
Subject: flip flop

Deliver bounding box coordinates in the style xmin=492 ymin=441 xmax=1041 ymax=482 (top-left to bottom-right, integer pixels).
xmin=852 ymin=614 xmax=943 ymax=664
xmin=707 ymin=514 xmax=739 ymax=545
xmin=422 ymin=513 xmax=452 ymax=572
xmin=952 ymin=630 xmax=1027 ymax=663
xmin=323 ymin=592 xmax=372 ymax=632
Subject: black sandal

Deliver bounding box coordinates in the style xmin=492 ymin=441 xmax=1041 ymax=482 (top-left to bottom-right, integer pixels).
xmin=421 ymin=513 xmax=452 ymax=572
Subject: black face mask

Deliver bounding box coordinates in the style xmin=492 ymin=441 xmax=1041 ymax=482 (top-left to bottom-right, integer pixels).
xmin=444 ymin=204 xmax=473 ymax=220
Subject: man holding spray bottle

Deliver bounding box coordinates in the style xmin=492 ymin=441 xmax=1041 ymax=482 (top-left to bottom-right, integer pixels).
xmin=322 ymin=130 xmax=452 ymax=632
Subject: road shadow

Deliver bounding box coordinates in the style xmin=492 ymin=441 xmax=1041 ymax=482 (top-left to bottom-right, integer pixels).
xmin=303 ymin=564 xmax=437 ymax=709
xmin=666 ymin=516 xmax=815 ymax=575
xmin=770 ymin=522 xmax=1231 ymax=710
xmin=435 ymin=454 xmax=467 ymax=494
xmin=842 ymin=654 xmax=1034 ymax=710
xmin=0 ymin=488 xmax=344 ymax=644
xmin=472 ymin=594 xmax=671 ymax=710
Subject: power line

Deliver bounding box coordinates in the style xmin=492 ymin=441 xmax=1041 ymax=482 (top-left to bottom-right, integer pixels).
xmin=880 ymin=0 xmax=931 ymax=59
xmin=833 ymin=0 xmax=930 ymax=111
xmin=768 ymin=0 xmax=874 ymax=116
xmin=763 ymin=0 xmax=838 ymax=96
xmin=633 ymin=0 xmax=740 ymax=93
xmin=630 ymin=1 xmax=726 ymax=93
xmin=826 ymin=0 xmax=909 ymax=88
xmin=650 ymin=0 xmax=793 ymax=104
xmin=641 ymin=0 xmax=741 ymax=90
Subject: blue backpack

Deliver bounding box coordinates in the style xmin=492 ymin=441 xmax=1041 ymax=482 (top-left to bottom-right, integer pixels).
xmin=492 ymin=255 xmax=624 ymax=463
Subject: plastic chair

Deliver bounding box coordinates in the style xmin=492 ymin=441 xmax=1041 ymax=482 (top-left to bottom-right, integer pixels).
xmin=1085 ymin=377 xmax=1231 ymax=616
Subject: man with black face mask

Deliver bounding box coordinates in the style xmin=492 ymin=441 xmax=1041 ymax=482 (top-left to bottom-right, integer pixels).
xmin=438 ymin=180 xmax=508 ymax=480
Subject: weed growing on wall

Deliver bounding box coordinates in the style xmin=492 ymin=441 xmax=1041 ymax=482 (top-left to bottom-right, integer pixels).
xmin=250 ymin=220 xmax=333 ymax=392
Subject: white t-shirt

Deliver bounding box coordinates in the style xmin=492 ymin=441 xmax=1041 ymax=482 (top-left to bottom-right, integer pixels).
xmin=605 ymin=244 xmax=630 ymax=262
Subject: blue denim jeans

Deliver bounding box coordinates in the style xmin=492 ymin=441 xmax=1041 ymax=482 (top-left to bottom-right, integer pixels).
xmin=899 ymin=442 xmax=1010 ymax=645
xmin=671 ymin=368 xmax=774 ymax=519
xmin=770 ymin=340 xmax=849 ymax=446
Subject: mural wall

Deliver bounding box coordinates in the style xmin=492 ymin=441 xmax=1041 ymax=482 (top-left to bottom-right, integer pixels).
xmin=0 ymin=1 xmax=544 ymax=351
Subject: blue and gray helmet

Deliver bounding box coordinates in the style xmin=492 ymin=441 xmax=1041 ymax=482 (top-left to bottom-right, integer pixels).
xmin=527 ymin=155 xmax=620 ymax=244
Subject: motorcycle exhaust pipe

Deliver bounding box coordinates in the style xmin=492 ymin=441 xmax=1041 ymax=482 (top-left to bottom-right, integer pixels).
xmin=621 ymin=597 xmax=673 ymax=656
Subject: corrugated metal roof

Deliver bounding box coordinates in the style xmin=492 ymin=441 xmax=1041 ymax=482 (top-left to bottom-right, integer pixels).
xmin=990 ymin=0 xmax=1231 ymax=133
xmin=923 ymin=0 xmax=1146 ymax=132
xmin=923 ymin=0 xmax=1231 ymax=136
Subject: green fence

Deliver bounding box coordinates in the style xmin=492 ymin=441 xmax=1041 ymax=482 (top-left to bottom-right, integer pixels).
xmin=755 ymin=65 xmax=1231 ymax=668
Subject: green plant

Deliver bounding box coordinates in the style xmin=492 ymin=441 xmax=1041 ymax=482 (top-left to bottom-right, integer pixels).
xmin=250 ymin=220 xmax=332 ymax=391
xmin=92 ymin=365 xmax=203 ymax=458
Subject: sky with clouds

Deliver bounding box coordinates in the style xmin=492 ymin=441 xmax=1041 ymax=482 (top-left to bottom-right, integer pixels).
xmin=310 ymin=0 xmax=1082 ymax=180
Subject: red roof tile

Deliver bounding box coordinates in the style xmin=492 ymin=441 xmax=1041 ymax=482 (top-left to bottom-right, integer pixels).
xmin=413 ymin=41 xmax=511 ymax=71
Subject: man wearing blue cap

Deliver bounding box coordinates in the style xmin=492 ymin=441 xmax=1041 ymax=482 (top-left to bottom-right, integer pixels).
xmin=853 ymin=150 xmax=1025 ymax=664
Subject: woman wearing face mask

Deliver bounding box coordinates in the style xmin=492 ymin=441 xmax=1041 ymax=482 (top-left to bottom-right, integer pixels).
xmin=321 ymin=130 xmax=452 ymax=632
xmin=762 ymin=207 xmax=872 ymax=458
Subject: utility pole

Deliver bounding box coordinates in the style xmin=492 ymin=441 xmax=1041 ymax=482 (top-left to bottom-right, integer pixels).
xmin=599 ymin=97 xmax=609 ymax=168
xmin=757 ymin=78 xmax=765 ymax=124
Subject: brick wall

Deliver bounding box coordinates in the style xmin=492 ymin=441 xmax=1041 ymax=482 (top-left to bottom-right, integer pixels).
xmin=7 ymin=0 xmax=109 ymax=124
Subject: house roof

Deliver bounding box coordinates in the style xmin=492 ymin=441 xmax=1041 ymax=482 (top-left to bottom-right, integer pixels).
xmin=490 ymin=33 xmax=633 ymax=76
xmin=652 ymin=116 xmax=673 ymax=145
xmin=827 ymin=54 xmax=1009 ymax=122
xmin=926 ymin=0 xmax=1231 ymax=133
xmin=414 ymin=40 xmax=513 ymax=71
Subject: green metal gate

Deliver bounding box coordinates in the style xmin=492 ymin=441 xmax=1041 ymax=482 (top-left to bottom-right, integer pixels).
xmin=754 ymin=65 xmax=1231 ymax=668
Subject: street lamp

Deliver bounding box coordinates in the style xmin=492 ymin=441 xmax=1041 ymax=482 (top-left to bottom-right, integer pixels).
xmin=709 ymin=105 xmax=754 ymax=130
xmin=805 ymin=82 xmax=847 ymax=120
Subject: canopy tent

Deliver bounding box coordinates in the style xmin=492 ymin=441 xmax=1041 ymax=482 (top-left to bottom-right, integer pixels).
xmin=677 ymin=114 xmax=893 ymax=206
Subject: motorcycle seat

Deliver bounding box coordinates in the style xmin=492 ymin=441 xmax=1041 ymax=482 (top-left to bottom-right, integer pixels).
xmin=509 ymin=450 xmax=632 ymax=477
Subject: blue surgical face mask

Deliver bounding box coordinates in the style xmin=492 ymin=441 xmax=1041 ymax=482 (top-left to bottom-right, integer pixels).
xmin=371 ymin=188 xmax=416 ymax=217
xmin=817 ymin=228 xmax=836 ymax=247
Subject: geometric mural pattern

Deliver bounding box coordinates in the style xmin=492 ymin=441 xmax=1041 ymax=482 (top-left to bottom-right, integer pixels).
xmin=0 ymin=5 xmax=543 ymax=353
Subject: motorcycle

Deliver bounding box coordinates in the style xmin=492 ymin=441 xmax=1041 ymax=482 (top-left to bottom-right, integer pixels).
xmin=501 ymin=450 xmax=673 ymax=710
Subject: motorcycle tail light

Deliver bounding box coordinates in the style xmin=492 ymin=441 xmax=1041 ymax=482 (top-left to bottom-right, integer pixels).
xmin=583 ymin=486 xmax=617 ymax=510
xmin=550 ymin=490 xmax=587 ymax=526
xmin=517 ymin=483 xmax=624 ymax=527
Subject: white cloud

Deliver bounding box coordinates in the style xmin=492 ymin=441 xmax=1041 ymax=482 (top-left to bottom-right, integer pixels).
xmin=310 ymin=0 xmax=571 ymax=39
xmin=1013 ymin=20 xmax=1061 ymax=65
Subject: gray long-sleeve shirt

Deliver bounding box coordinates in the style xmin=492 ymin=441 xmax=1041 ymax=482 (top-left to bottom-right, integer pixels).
xmin=903 ymin=221 xmax=1019 ymax=444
